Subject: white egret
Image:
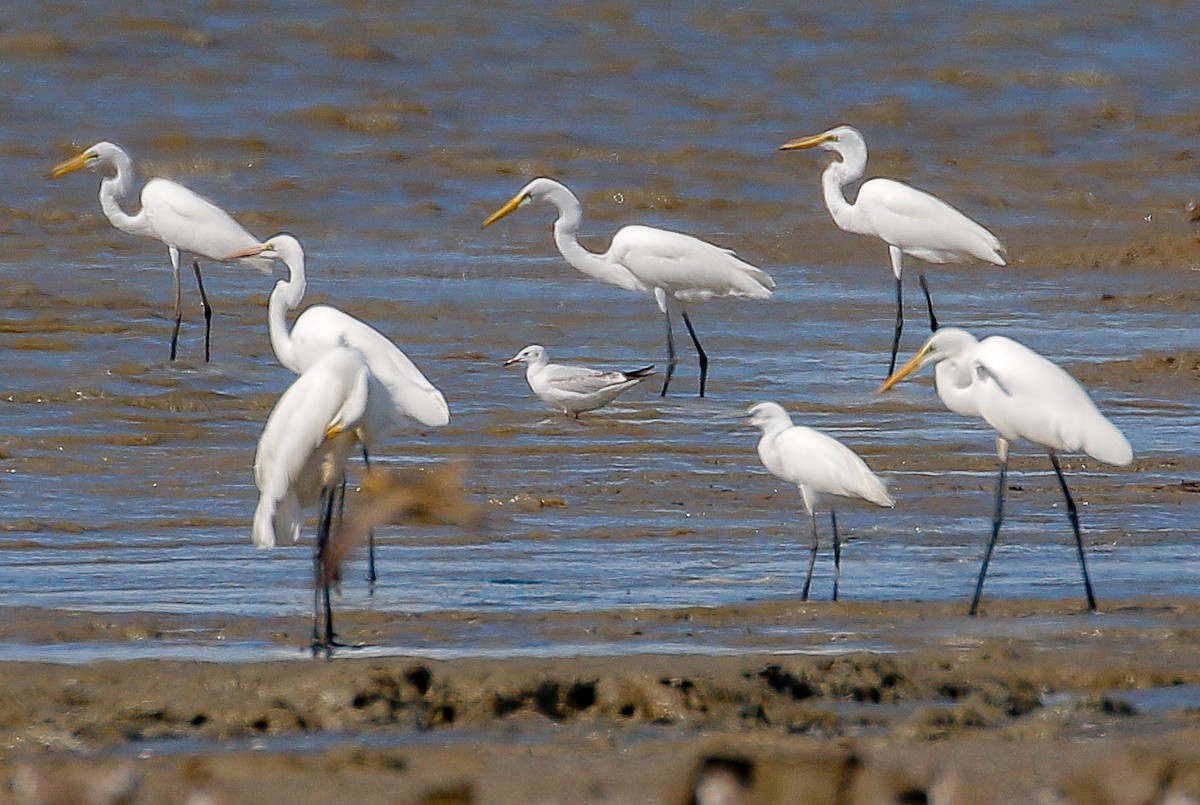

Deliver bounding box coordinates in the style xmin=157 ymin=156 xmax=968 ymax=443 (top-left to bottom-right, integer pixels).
xmin=228 ymin=233 xmax=450 ymax=583
xmin=504 ymin=344 xmax=654 ymax=417
xmin=483 ymin=177 xmax=774 ymax=397
xmin=748 ymin=401 xmax=895 ymax=601
xmin=880 ymin=328 xmax=1133 ymax=615
xmin=253 ymin=345 xmax=373 ymax=650
xmin=779 ymin=126 xmax=1006 ymax=376
xmin=49 ymin=141 xmax=270 ymax=361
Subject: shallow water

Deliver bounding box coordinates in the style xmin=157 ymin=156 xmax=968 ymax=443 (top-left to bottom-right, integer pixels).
xmin=2 ymin=0 xmax=1198 ymax=661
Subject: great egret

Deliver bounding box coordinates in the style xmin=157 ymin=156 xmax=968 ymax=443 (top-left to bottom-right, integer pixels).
xmin=880 ymin=328 xmax=1133 ymax=615
xmin=504 ymin=344 xmax=654 ymax=417
xmin=253 ymin=345 xmax=373 ymax=650
xmin=748 ymin=401 xmax=895 ymax=601
xmin=228 ymin=233 xmax=450 ymax=582
xmin=482 ymin=177 xmax=774 ymax=397
xmin=779 ymin=126 xmax=1006 ymax=376
xmin=49 ymin=141 xmax=270 ymax=361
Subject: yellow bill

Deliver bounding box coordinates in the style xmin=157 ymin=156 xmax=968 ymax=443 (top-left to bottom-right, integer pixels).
xmin=225 ymin=243 xmax=269 ymax=261
xmin=778 ymin=132 xmax=834 ymax=152
xmin=48 ymin=152 xmax=89 ymax=179
xmin=482 ymin=192 xmax=528 ymax=228
xmin=877 ymin=348 xmax=929 ymax=394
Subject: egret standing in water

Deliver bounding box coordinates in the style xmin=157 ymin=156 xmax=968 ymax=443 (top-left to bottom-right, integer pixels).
xmin=49 ymin=141 xmax=270 ymax=361
xmin=504 ymin=344 xmax=654 ymax=417
xmin=483 ymin=178 xmax=774 ymax=397
xmin=228 ymin=234 xmax=450 ymax=583
xmin=253 ymin=345 xmax=374 ymax=651
xmin=779 ymin=126 xmax=1006 ymax=376
xmin=748 ymin=402 xmax=895 ymax=601
xmin=880 ymin=328 xmax=1133 ymax=615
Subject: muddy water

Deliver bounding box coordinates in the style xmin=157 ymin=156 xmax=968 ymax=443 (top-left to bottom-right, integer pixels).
xmin=1 ymin=1 xmax=1199 ymax=660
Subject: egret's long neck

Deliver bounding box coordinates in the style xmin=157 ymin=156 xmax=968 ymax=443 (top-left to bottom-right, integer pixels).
xmin=97 ymin=150 xmax=152 ymax=237
xmin=821 ymin=157 xmax=868 ymax=235
xmin=548 ymin=195 xmax=643 ymax=292
xmin=267 ymin=250 xmax=307 ymax=372
xmin=759 ymin=416 xmax=791 ymax=441
xmin=935 ymin=356 xmax=973 ymax=393
xmin=934 ymin=355 xmax=980 ymax=418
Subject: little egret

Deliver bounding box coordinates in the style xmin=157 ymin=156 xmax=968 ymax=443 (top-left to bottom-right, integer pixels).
xmin=228 ymin=233 xmax=450 ymax=583
xmin=483 ymin=177 xmax=774 ymax=397
xmin=780 ymin=126 xmax=1006 ymax=376
xmin=253 ymin=345 xmax=373 ymax=651
xmin=748 ymin=401 xmax=895 ymax=601
xmin=504 ymin=344 xmax=654 ymax=417
xmin=880 ymin=328 xmax=1133 ymax=615
xmin=49 ymin=141 xmax=271 ymax=361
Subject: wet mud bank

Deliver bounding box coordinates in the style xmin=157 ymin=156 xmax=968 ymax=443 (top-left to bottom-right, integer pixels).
xmin=4 ymin=598 xmax=1200 ymax=804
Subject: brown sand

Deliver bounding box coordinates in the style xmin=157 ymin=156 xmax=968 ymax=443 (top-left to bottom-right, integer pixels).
xmin=3 ymin=598 xmax=1200 ymax=805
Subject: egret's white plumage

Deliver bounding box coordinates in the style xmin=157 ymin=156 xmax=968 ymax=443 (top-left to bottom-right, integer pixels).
xmin=253 ymin=346 xmax=370 ymax=550
xmin=749 ymin=401 xmax=894 ymax=601
xmin=229 ymin=233 xmax=450 ymax=586
xmin=229 ymin=233 xmax=450 ymax=437
xmin=504 ymin=344 xmax=654 ymax=417
xmin=483 ymin=177 xmax=773 ymax=397
xmin=881 ymin=326 xmax=1133 ymax=614
xmin=49 ymin=141 xmax=270 ymax=361
xmin=780 ymin=125 xmax=1005 ymax=375
xmin=253 ymin=345 xmax=372 ymax=649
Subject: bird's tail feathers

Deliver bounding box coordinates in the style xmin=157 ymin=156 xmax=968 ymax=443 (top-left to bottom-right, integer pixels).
xmin=387 ymin=382 xmax=451 ymax=428
xmin=863 ymin=477 xmax=896 ymax=509
xmin=743 ymin=264 xmax=776 ymax=294
xmin=1084 ymin=421 xmax=1134 ymax=467
xmin=992 ymin=241 xmax=1009 ymax=266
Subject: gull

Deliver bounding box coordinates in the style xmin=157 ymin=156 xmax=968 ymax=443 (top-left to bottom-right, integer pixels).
xmin=504 ymin=344 xmax=654 ymax=418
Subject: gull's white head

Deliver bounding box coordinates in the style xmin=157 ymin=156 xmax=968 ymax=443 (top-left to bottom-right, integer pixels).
xmin=504 ymin=344 xmax=548 ymax=367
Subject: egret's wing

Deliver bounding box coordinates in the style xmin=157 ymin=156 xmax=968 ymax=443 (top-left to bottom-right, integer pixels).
xmin=253 ymin=348 xmax=371 ymax=548
xmin=607 ymin=225 xmax=774 ymax=302
xmin=856 ymin=179 xmax=1005 ymax=265
xmin=975 ymin=337 xmax=1131 ymax=465
xmin=774 ymin=426 xmax=894 ymax=508
xmin=290 ymin=305 xmax=450 ymax=428
xmin=141 ymin=178 xmax=271 ymax=269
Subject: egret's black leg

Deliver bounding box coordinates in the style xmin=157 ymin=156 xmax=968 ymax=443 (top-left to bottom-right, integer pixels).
xmin=1049 ymin=451 xmax=1098 ymax=612
xmin=830 ymin=508 xmax=841 ymax=602
xmin=918 ymin=273 xmax=939 ymax=332
xmin=680 ymin=310 xmax=708 ymax=398
xmin=191 ymin=260 xmax=213 ymax=362
xmin=970 ymin=446 xmax=1010 ymax=616
xmin=888 ymin=274 xmax=904 ymax=377
xmin=169 ymin=247 xmax=183 ymax=362
xmin=660 ymin=307 xmax=677 ymax=397
xmin=312 ymin=488 xmax=331 ymax=650
xmin=312 ymin=484 xmax=338 ymax=653
xmin=801 ymin=510 xmax=819 ymax=601
xmin=362 ymin=446 xmax=377 ymax=588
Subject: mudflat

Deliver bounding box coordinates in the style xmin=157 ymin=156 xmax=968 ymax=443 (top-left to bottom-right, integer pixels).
xmin=4 ymin=598 xmax=1200 ymax=804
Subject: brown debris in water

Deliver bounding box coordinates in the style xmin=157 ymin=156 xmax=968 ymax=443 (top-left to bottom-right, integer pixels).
xmin=324 ymin=463 xmax=477 ymax=584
